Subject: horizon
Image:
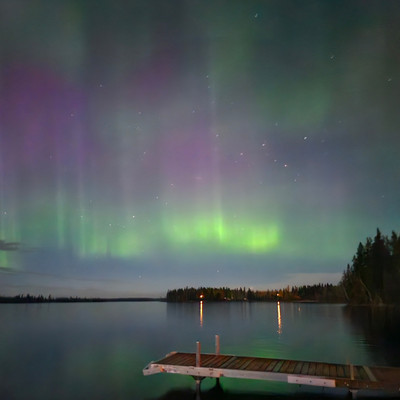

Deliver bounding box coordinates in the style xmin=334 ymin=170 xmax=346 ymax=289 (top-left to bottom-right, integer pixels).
xmin=1 ymin=279 xmax=341 ymax=300
xmin=1 ymin=1 xmax=400 ymax=298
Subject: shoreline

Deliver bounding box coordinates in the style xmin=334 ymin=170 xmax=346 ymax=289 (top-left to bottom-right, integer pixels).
xmin=0 ymin=296 xmax=165 ymax=304
xmin=2 ymin=296 xmax=397 ymax=306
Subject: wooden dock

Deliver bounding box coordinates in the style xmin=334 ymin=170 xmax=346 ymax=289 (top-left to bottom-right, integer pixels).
xmin=143 ymin=336 xmax=400 ymax=398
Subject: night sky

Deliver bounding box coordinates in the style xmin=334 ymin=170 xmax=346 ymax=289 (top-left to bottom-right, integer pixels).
xmin=1 ymin=1 xmax=400 ymax=297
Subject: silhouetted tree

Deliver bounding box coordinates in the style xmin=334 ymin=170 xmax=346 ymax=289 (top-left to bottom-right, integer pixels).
xmin=341 ymin=229 xmax=400 ymax=304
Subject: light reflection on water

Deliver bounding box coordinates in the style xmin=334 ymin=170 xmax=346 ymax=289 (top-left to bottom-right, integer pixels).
xmin=277 ymin=301 xmax=282 ymax=335
xmin=199 ymin=300 xmax=203 ymax=327
xmin=1 ymin=302 xmax=399 ymax=400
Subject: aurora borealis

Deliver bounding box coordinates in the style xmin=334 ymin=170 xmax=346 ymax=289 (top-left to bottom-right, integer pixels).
xmin=1 ymin=1 xmax=400 ymax=297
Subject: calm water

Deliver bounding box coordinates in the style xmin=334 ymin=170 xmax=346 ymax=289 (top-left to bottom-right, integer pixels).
xmin=1 ymin=301 xmax=399 ymax=400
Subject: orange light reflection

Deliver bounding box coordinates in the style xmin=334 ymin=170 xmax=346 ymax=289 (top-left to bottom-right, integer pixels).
xmin=277 ymin=301 xmax=282 ymax=334
xmin=199 ymin=300 xmax=203 ymax=327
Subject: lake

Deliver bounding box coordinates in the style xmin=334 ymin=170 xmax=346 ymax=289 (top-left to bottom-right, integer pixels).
xmin=1 ymin=301 xmax=399 ymax=399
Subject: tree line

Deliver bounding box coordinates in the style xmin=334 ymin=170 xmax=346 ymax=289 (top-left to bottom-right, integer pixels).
xmin=341 ymin=229 xmax=400 ymax=304
xmin=166 ymin=284 xmax=344 ymax=303
xmin=0 ymin=294 xmax=87 ymax=303
xmin=0 ymin=294 xmax=157 ymax=303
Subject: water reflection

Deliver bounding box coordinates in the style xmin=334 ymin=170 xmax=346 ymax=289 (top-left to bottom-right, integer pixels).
xmin=2 ymin=302 xmax=400 ymax=400
xmin=277 ymin=301 xmax=282 ymax=335
xmin=151 ymin=386 xmax=347 ymax=400
xmin=199 ymin=301 xmax=203 ymax=327
xmin=343 ymin=305 xmax=400 ymax=367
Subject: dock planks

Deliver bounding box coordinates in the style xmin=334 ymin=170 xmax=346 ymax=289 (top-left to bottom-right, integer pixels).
xmin=144 ymin=351 xmax=400 ymax=396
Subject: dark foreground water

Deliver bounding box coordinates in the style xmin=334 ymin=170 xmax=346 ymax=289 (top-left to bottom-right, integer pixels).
xmin=1 ymin=301 xmax=399 ymax=400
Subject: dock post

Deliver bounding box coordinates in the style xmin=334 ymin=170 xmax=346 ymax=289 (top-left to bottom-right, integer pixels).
xmin=215 ymin=335 xmax=221 ymax=387
xmin=196 ymin=341 xmax=201 ymax=367
xmin=215 ymin=334 xmax=220 ymax=356
xmin=195 ymin=341 xmax=203 ymax=398
xmin=195 ymin=378 xmax=202 ymax=399
xmin=350 ymin=364 xmax=354 ymax=381
xmin=349 ymin=389 xmax=358 ymax=399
